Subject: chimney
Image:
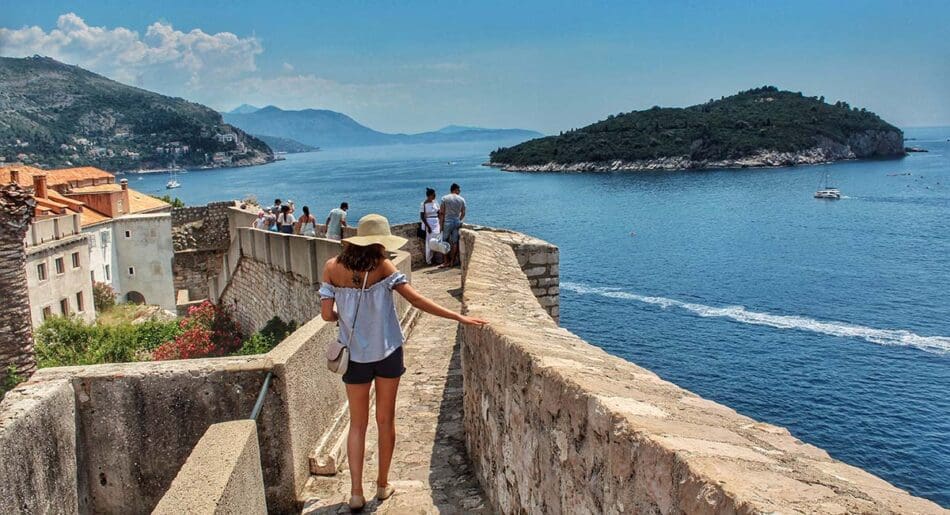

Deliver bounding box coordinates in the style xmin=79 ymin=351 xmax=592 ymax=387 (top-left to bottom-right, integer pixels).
xmin=33 ymin=173 xmax=48 ymax=199
xmin=10 ymin=169 xmax=19 ymax=184
xmin=120 ymin=178 xmax=129 ymax=191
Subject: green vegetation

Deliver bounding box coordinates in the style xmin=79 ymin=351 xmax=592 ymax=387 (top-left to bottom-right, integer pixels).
xmin=234 ymin=317 xmax=298 ymax=356
xmin=34 ymin=307 xmax=297 ymax=367
xmin=92 ymin=281 xmax=117 ymax=312
xmin=0 ymin=56 xmax=273 ymax=170
xmin=1 ymin=365 xmax=24 ymax=399
xmin=34 ymin=316 xmax=181 ymax=367
xmin=490 ymin=86 xmax=902 ymax=166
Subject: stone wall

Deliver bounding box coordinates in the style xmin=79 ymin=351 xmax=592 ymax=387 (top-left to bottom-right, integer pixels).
xmin=461 ymin=226 xmax=560 ymax=322
xmin=153 ymin=420 xmax=267 ymax=515
xmin=458 ymin=230 xmax=943 ymax=514
xmin=173 ymin=249 xmax=223 ymax=302
xmin=222 ymin=257 xmax=323 ymax=336
xmin=0 ymin=379 xmax=78 ymax=514
xmin=171 ymin=201 xmax=234 ymax=251
xmin=0 ymin=315 xmax=351 ymax=514
xmin=171 ymin=201 xmax=235 ymax=303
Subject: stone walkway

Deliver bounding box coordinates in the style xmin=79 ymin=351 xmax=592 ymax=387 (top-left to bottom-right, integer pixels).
xmin=300 ymin=267 xmax=489 ymax=514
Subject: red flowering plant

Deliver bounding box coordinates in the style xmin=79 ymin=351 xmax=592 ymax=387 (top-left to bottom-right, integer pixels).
xmin=152 ymin=301 xmax=242 ymax=360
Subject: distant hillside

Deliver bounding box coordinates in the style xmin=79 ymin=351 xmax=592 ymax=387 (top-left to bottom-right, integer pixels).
xmin=0 ymin=56 xmax=274 ymax=171
xmin=490 ymin=86 xmax=904 ymax=172
xmin=254 ymin=134 xmax=319 ymax=153
xmin=223 ymin=106 xmax=542 ymax=148
xmin=229 ymin=104 xmax=261 ymax=115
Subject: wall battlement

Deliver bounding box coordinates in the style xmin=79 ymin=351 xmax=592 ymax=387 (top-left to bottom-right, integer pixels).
xmin=458 ymin=228 xmax=943 ymax=514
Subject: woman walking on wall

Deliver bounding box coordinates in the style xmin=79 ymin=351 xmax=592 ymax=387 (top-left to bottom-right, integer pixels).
xmin=277 ymin=205 xmax=295 ymax=234
xmin=319 ymin=214 xmax=487 ymax=510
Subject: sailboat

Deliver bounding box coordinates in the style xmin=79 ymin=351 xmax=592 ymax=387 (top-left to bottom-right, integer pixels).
xmin=166 ymin=169 xmax=181 ymax=189
xmin=814 ymin=169 xmax=840 ymax=199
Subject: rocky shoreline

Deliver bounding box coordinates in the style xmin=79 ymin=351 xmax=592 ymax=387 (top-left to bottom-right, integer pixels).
xmin=490 ymin=130 xmax=905 ymax=173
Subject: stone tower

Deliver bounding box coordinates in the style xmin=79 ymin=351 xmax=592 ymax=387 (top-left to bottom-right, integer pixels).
xmin=0 ymin=183 xmax=37 ymax=383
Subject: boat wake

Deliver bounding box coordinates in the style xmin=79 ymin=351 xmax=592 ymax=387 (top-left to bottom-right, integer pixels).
xmin=562 ymin=282 xmax=950 ymax=355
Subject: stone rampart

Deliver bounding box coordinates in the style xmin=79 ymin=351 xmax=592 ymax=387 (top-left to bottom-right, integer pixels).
xmin=153 ymin=420 xmax=267 ymax=515
xmin=458 ymin=229 xmax=943 ymax=514
xmin=461 ymin=226 xmax=560 ymax=322
xmin=172 ymin=201 xmax=236 ymax=303
xmin=213 ymin=227 xmax=412 ymax=335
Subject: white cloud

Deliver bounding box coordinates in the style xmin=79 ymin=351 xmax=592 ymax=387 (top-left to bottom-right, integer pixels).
xmin=0 ymin=13 xmax=262 ymax=87
xmin=281 ymin=62 xmax=294 ymax=72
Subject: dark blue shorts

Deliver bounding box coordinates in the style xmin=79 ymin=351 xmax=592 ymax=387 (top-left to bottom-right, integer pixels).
xmin=343 ymin=347 xmax=405 ymax=384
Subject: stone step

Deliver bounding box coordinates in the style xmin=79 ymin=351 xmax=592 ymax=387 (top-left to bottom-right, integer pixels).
xmin=306 ymin=307 xmax=421 ymax=476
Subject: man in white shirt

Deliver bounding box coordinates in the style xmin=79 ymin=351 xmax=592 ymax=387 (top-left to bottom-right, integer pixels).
xmin=326 ymin=202 xmax=349 ymax=240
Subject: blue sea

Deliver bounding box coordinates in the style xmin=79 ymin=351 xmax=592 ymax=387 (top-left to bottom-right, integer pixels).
xmin=135 ymin=128 xmax=950 ymax=506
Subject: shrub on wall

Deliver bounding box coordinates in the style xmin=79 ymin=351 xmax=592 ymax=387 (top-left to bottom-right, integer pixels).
xmin=34 ymin=316 xmax=182 ymax=367
xmin=234 ymin=316 xmax=297 ymax=356
xmin=1 ymin=365 xmax=24 ymax=399
xmin=152 ymin=301 xmax=242 ymax=360
xmin=92 ymin=282 xmax=117 ymax=312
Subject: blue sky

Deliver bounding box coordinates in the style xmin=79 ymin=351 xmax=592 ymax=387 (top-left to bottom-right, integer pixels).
xmin=1 ymin=0 xmax=948 ymax=133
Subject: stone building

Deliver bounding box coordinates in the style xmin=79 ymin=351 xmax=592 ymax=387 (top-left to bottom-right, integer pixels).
xmin=2 ymin=165 xmax=177 ymax=313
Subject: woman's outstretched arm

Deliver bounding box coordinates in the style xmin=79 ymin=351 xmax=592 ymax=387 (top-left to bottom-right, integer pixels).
xmin=393 ymin=282 xmax=488 ymax=326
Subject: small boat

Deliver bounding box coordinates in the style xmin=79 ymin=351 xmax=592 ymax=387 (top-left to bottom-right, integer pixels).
xmin=814 ymin=170 xmax=841 ymax=199
xmin=814 ymin=188 xmax=841 ymax=199
xmin=166 ymin=170 xmax=181 ymax=189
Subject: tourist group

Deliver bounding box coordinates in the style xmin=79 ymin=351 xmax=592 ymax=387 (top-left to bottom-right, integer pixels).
xmin=248 ymin=182 xmax=468 ymax=268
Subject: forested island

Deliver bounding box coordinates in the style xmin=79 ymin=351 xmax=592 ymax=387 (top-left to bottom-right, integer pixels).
xmin=489 ymin=86 xmax=904 ymax=172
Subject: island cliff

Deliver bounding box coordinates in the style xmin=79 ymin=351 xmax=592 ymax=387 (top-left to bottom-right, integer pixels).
xmin=489 ymin=86 xmax=904 ymax=172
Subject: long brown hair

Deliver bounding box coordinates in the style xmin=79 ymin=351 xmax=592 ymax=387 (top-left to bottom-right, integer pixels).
xmin=338 ymin=242 xmax=386 ymax=272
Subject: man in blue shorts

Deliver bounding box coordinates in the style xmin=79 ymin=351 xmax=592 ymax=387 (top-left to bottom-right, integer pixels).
xmin=438 ymin=183 xmax=466 ymax=268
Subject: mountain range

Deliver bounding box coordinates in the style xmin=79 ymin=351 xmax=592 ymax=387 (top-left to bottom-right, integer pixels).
xmin=0 ymin=56 xmax=273 ymax=171
xmin=223 ymin=105 xmax=543 ymax=148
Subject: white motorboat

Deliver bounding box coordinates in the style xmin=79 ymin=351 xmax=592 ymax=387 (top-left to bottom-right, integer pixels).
xmin=814 ymin=170 xmax=840 ymax=199
xmin=166 ymin=179 xmax=181 ymax=189
xmin=814 ymin=188 xmax=841 ymax=199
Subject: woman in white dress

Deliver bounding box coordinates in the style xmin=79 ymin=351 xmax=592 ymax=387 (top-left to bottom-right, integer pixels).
xmin=297 ymin=205 xmax=317 ymax=236
xmin=420 ymin=188 xmax=441 ymax=265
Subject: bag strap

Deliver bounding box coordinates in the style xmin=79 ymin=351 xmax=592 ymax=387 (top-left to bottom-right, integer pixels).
xmin=344 ymin=271 xmax=370 ymax=349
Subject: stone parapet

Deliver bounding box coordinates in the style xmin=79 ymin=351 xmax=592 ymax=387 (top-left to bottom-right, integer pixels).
xmin=0 ymin=315 xmax=352 ymax=513
xmin=459 ymin=230 xmax=943 ymax=514
xmin=153 ymin=420 xmax=267 ymax=515
xmin=0 ymin=379 xmax=78 ymax=514
xmin=461 ymin=226 xmax=560 ymax=322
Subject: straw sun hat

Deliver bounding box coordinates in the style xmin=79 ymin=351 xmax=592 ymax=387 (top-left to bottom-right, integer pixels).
xmin=343 ymin=214 xmax=408 ymax=251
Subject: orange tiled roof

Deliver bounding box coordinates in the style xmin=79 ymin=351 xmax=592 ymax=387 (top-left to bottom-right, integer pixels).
xmin=45 ymin=166 xmax=114 ymax=186
xmin=0 ymin=164 xmax=48 ymax=187
xmin=79 ymin=208 xmax=111 ymax=227
xmin=128 ymin=188 xmax=170 ymax=213
xmin=69 ymin=184 xmax=123 ymax=194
